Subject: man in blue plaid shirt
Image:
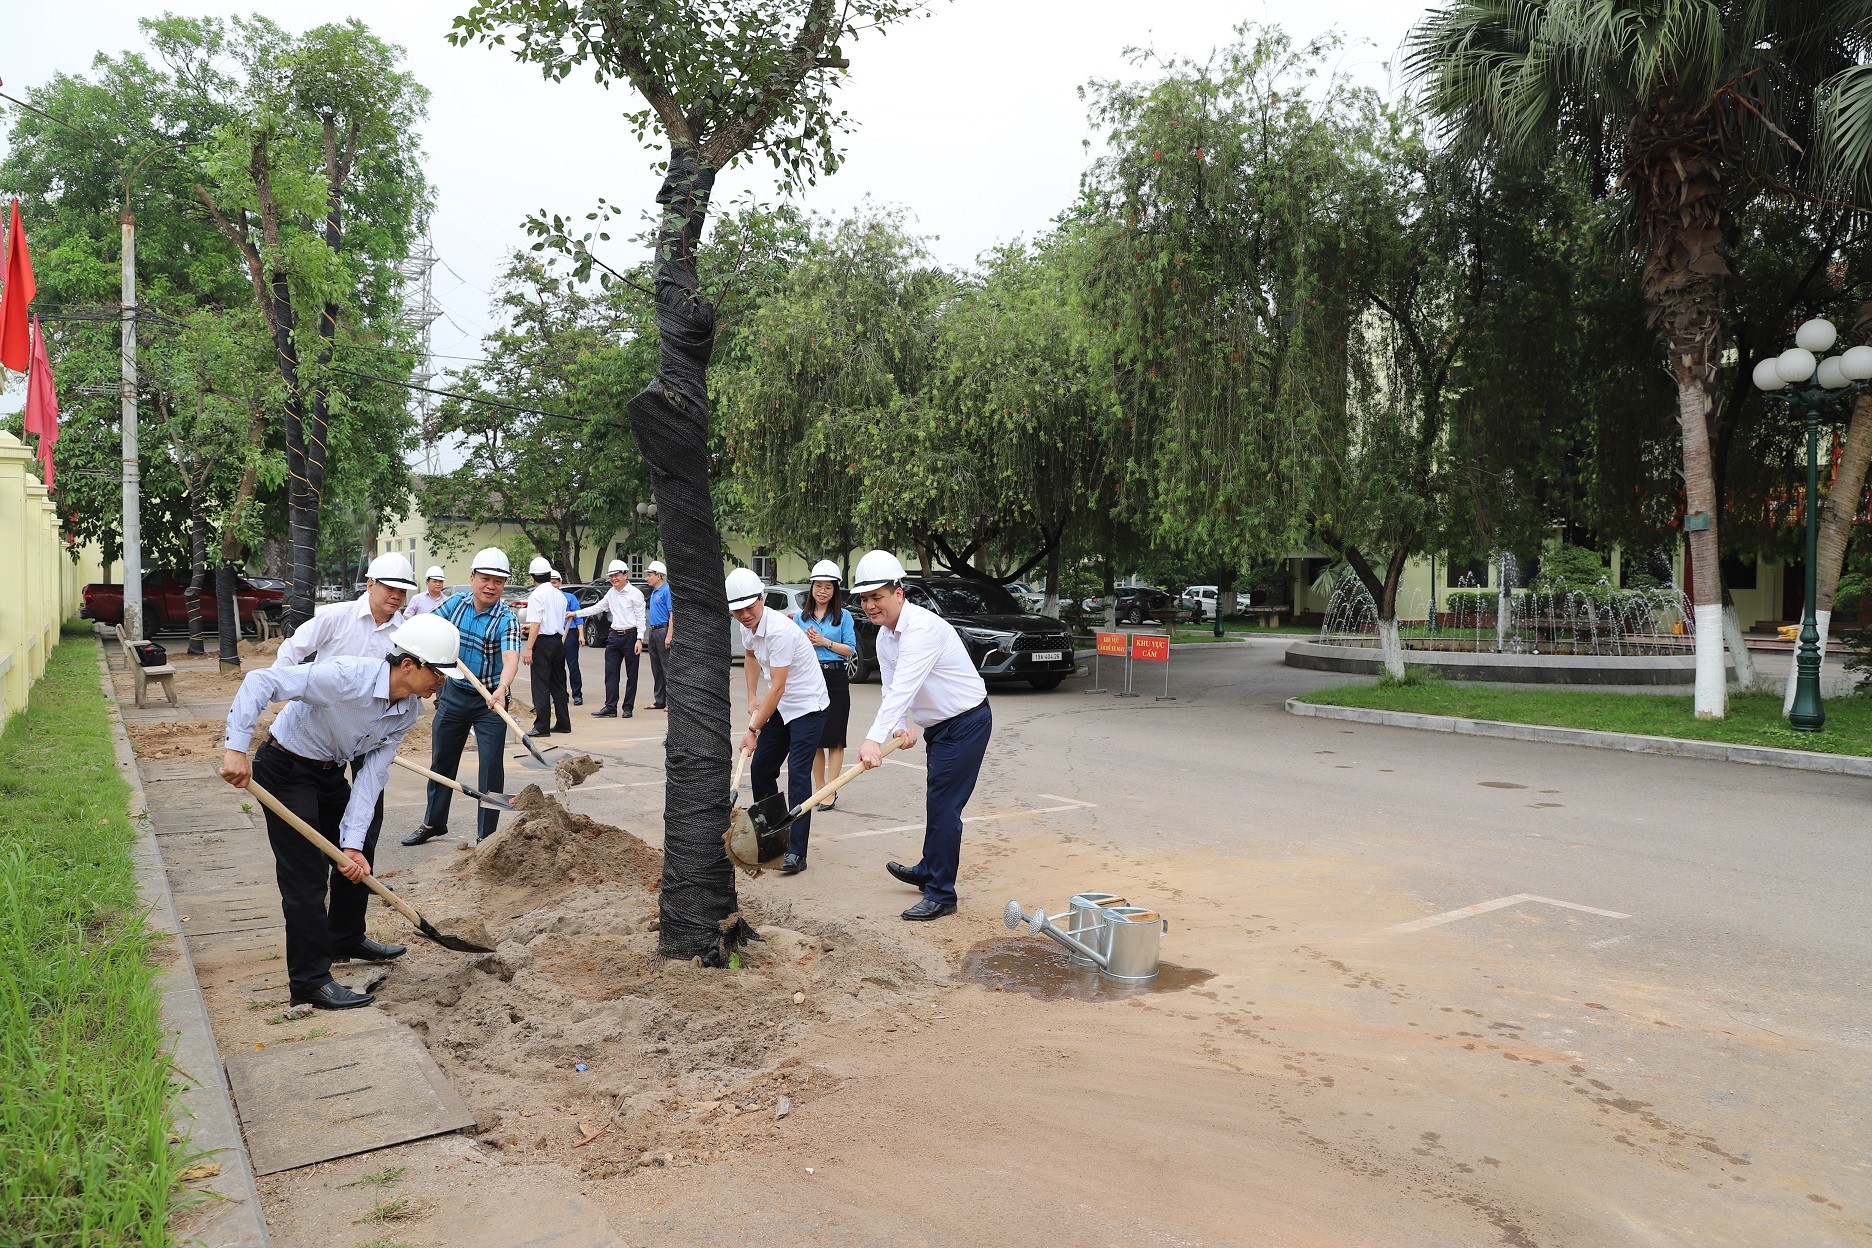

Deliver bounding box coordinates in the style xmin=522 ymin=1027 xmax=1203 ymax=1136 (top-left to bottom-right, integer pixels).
xmin=402 ymin=548 xmax=524 ymax=846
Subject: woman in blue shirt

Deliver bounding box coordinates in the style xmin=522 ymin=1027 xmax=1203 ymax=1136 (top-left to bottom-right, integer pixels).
xmin=796 ymin=560 xmax=858 ymax=808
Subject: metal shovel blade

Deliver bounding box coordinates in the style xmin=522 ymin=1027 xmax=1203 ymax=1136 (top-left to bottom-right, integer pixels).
xmin=416 ymin=915 xmax=492 ymax=954
xmin=462 ymin=783 xmax=518 ymax=812
xmin=743 ymin=791 xmax=800 ymax=842
xmin=514 ymin=733 xmax=556 ymax=770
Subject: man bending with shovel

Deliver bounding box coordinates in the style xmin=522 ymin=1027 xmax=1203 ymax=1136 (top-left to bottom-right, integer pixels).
xmin=852 ymin=550 xmax=992 ymax=921
xmin=219 ymin=615 xmax=464 ymax=1009
xmin=728 ymin=567 xmax=829 ymax=876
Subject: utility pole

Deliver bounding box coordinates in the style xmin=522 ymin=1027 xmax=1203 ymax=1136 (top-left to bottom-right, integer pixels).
xmin=120 ymin=210 xmax=142 ymax=643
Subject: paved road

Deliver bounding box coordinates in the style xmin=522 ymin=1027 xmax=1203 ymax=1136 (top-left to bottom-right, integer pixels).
xmin=373 ymin=635 xmax=1870 ymax=1242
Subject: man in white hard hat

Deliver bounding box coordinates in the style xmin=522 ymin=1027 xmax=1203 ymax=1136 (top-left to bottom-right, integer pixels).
xmin=220 ymin=614 xmax=463 ymax=1009
xmin=522 ymin=556 xmax=573 ymax=736
xmin=273 ymin=551 xmax=417 ymax=666
xmin=405 ymin=567 xmax=448 ymax=617
xmin=570 ymin=558 xmax=647 ymax=718
xmin=852 ymin=549 xmax=991 ymax=921
xmin=404 ymin=548 xmax=524 ymax=847
xmin=550 ymin=569 xmax=586 ymax=706
xmin=728 ymin=568 xmax=829 ymax=874
xmin=644 ymin=559 xmax=673 ymax=710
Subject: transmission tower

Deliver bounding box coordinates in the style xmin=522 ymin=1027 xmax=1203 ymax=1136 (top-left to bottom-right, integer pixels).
xmin=397 ymin=239 xmax=443 ymax=473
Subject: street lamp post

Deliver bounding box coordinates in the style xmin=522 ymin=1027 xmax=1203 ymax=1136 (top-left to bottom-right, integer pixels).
xmin=1751 ymin=318 xmax=1872 ymax=732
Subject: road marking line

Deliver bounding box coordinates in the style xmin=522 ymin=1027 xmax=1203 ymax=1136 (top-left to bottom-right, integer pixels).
xmin=1036 ymin=793 xmax=1097 ymax=808
xmin=886 ymin=759 xmax=927 ymax=771
xmin=835 ymin=802 xmax=1092 ymax=842
xmin=567 ymin=780 xmax=664 ymax=792
xmin=1385 ymin=893 xmax=1632 ymax=934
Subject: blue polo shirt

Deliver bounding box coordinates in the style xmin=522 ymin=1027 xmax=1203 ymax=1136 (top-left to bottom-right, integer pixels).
xmin=648 ymin=583 xmax=672 ymax=628
xmin=435 ymin=591 xmax=523 ymax=687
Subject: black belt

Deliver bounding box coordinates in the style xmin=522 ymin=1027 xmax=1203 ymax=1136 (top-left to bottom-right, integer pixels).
xmin=820 ymin=659 xmax=847 ymax=669
xmin=262 ymin=739 xmax=342 ymax=770
xmin=929 ymin=699 xmax=988 ymax=730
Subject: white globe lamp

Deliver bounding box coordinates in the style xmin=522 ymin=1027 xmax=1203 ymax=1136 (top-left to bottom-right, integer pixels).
xmin=1752 ymin=358 xmax=1788 ymax=391
xmin=1840 ymin=344 xmax=1872 ymax=382
xmin=1795 ymin=318 xmax=1838 ymax=353
xmin=1776 ymin=347 xmax=1817 ymax=384
xmin=1817 ymin=356 xmax=1849 ymax=389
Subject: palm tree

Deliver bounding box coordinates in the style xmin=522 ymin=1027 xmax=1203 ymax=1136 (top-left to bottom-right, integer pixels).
xmin=1405 ymin=1 xmax=1872 ymax=718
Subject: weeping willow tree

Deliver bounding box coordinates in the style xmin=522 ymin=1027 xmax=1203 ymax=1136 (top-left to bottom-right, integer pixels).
xmin=453 ymin=0 xmax=924 ymax=963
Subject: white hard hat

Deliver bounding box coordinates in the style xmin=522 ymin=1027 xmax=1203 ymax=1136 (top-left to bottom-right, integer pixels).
xmin=606 ymin=559 xmax=629 ymax=576
xmin=550 ymin=568 xmax=563 ymax=581
xmin=725 ymin=567 xmax=765 ymax=611
xmin=809 ymin=559 xmax=842 ymax=583
xmin=424 ymin=566 xmax=446 ymax=582
xmin=389 ymin=614 xmax=463 ymax=678
xmin=647 ymin=560 xmax=667 ymax=577
xmin=528 ymin=555 xmax=552 ymax=576
xmin=472 ymin=547 xmax=511 ymax=577
xmin=367 ymin=552 xmax=419 ymax=591
xmin=850 ymin=549 xmax=907 ymax=593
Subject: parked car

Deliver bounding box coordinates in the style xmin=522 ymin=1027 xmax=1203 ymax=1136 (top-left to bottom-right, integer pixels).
xmin=851 ymin=574 xmax=1074 ymax=690
xmin=1082 ymin=585 xmax=1181 ymax=626
xmin=1005 ymin=581 xmax=1047 ymax=612
xmin=81 ymin=570 xmax=281 ymax=634
xmin=1179 ymin=584 xmax=1249 ymax=622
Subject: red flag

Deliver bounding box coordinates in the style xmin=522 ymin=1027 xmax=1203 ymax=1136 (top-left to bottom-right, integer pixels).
xmin=24 ymin=315 xmax=59 ymax=490
xmin=0 ymin=199 xmax=34 ymax=373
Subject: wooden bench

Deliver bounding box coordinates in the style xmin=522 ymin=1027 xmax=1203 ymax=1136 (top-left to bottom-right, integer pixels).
xmin=112 ymin=624 xmax=178 ymax=709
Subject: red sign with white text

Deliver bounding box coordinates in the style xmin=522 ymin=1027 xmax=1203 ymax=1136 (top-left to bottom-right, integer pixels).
xmin=1096 ymin=631 xmax=1128 ymax=657
xmin=1130 ymin=635 xmax=1170 ymax=662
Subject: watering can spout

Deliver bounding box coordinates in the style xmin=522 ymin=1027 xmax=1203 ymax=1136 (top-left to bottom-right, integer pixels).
xmin=1004 ymin=898 xmax=1111 ymax=968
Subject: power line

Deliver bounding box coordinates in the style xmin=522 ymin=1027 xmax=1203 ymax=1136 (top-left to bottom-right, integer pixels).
xmin=329 ymin=365 xmax=586 ymax=424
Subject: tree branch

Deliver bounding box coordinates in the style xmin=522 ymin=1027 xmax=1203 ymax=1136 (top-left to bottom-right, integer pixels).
xmin=699 ymin=0 xmax=840 ymax=167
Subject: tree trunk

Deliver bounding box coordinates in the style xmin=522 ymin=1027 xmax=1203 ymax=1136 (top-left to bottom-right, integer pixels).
xmin=627 ymin=148 xmax=744 ymax=965
xmin=1787 ymin=388 xmax=1871 ymax=709
xmin=1631 ymin=105 xmax=1731 ymax=717
xmin=1101 ymin=551 xmax=1116 ymax=631
xmin=185 ymin=495 xmax=209 ymax=657
xmin=1375 ymin=617 xmax=1406 ymax=681
xmin=215 ymin=561 xmax=241 ymax=674
xmin=1042 ymin=542 xmax=1062 ymax=620
xmin=1215 ymin=567 xmax=1236 ymax=639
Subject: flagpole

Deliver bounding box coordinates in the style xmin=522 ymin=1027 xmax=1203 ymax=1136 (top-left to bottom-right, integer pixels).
xmin=120 ymin=209 xmax=142 ymax=644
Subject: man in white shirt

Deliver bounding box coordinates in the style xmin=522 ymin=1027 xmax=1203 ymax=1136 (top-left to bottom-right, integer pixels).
xmin=727 ymin=568 xmax=829 ymax=876
xmin=521 ymin=555 xmax=572 ymax=735
xmin=571 ymin=559 xmax=648 ymax=718
xmin=272 ymin=552 xmax=417 ymax=667
xmin=219 ymin=614 xmax=463 ymax=1009
xmin=405 ymin=566 xmax=448 ymax=617
xmin=271 ymin=551 xmax=419 ymax=929
xmin=852 ymin=550 xmax=991 ymax=921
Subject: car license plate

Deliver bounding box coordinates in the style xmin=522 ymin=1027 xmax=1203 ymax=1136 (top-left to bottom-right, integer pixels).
xmin=1030 ymin=651 xmax=1062 ymax=662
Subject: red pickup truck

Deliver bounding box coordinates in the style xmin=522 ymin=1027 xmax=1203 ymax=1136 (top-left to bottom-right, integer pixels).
xmin=82 ymin=570 xmax=285 ymax=633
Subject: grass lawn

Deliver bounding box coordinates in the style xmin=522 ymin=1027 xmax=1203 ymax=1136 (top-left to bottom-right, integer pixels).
xmin=1 ymin=625 xmax=181 ymax=1244
xmin=1298 ymin=681 xmax=1872 ymax=757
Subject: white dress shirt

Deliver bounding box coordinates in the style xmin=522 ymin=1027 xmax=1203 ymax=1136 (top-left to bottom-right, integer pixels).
xmin=225 ymin=657 xmax=423 ymax=850
xmin=572 ymin=582 xmax=647 ymax=635
xmin=865 ymin=600 xmax=987 ymax=744
xmin=741 ymin=606 xmax=829 ymax=725
xmin=273 ymin=593 xmax=403 ymax=666
xmin=525 ymin=583 xmax=569 ymax=636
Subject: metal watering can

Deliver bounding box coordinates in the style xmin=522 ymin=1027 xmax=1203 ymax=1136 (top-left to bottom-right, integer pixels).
xmin=1004 ymin=892 xmax=1170 ymax=983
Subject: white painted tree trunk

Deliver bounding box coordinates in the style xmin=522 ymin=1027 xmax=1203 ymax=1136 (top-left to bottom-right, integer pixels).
xmin=1692 ymin=603 xmax=1727 ymax=717
xmin=1722 ymin=603 xmax=1756 ymax=690
xmin=1376 ymin=617 xmax=1406 ymax=680
xmin=1783 ymin=609 xmax=1830 ymax=714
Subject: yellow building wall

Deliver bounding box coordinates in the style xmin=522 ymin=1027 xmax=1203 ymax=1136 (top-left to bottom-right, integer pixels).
xmin=0 ymin=433 xmax=82 ymax=724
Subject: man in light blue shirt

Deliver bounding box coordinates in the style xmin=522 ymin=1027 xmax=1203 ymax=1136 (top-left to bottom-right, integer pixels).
xmin=220 ymin=616 xmax=462 ymax=1009
xmin=645 ymin=559 xmax=673 ymax=710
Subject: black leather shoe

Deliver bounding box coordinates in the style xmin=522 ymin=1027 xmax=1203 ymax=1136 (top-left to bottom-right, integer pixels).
xmin=332 ymin=936 xmax=405 ymax=962
xmin=592 ymin=707 xmax=617 ymax=718
xmin=621 ymin=709 xmax=634 ymax=718
xmin=291 ymin=981 xmax=375 ymax=1010
xmin=401 ymin=825 xmax=446 ymax=847
xmin=531 ymin=726 xmax=552 ymax=737
xmin=780 ymin=854 xmax=806 ymax=875
xmin=554 ymin=722 xmax=573 ymax=734
xmin=886 ymin=861 xmax=924 ymax=888
xmin=901 ymin=899 xmax=956 ymax=922
xmin=573 ymin=695 xmax=583 ymax=706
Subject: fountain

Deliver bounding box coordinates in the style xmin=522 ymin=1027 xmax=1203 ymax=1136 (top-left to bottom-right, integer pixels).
xmin=1287 ymin=556 xmax=1730 ymax=685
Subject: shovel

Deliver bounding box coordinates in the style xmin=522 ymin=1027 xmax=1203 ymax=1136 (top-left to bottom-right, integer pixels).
xmin=456 ymin=665 xmax=555 ymax=770
xmin=729 ymin=734 xmax=907 ymax=868
xmin=392 ymin=755 xmax=518 ymax=812
xmin=246 ymin=780 xmax=492 ymax=953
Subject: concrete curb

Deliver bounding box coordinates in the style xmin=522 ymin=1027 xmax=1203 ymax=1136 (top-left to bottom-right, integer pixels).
xmin=1285 ymin=696 xmax=1872 ymax=777
xmin=1282 ymin=639 xmax=1727 ymax=685
xmin=98 ymin=642 xmax=271 ymax=1247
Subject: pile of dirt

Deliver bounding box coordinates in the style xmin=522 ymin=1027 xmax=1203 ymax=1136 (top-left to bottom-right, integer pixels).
xmin=380 ymin=790 xmax=936 ymax=1180
xmin=126 ymin=719 xmax=238 ymax=760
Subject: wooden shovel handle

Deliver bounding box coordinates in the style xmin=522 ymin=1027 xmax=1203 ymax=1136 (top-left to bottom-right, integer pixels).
xmin=246 ymin=780 xmax=425 ymax=930
xmin=730 ymin=746 xmax=749 ymax=794
xmin=796 ymin=734 xmax=906 ymax=812
xmin=392 ymin=753 xmax=465 ymax=793
xmin=456 ymin=665 xmax=532 ymax=743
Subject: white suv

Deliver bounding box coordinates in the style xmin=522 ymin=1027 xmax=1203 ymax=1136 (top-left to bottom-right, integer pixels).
xmin=1180 ymin=585 xmax=1247 ymax=622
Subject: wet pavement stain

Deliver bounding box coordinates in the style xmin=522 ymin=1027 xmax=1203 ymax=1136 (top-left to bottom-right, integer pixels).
xmin=960 ymin=937 xmax=1213 ymax=1001
xmin=1478 ymin=781 xmax=1528 ymax=790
